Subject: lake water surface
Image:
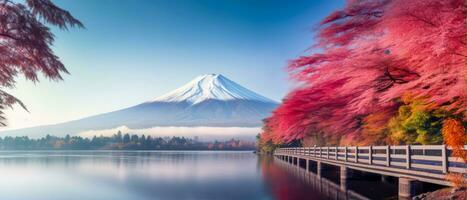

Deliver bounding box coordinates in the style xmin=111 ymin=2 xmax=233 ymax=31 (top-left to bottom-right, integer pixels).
xmin=0 ymin=151 xmax=397 ymax=200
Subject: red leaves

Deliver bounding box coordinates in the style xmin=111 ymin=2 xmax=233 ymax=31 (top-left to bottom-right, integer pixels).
xmin=26 ymin=0 xmax=84 ymax=30
xmin=0 ymin=0 xmax=82 ymax=125
xmin=263 ymin=0 xmax=466 ymax=145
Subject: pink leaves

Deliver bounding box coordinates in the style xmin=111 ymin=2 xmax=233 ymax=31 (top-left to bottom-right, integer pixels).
xmin=26 ymin=0 xmax=84 ymax=30
xmin=0 ymin=0 xmax=82 ymax=125
xmin=262 ymin=0 xmax=466 ymax=145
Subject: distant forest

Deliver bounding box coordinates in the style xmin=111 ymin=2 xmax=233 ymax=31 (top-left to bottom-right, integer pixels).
xmin=0 ymin=131 xmax=255 ymax=150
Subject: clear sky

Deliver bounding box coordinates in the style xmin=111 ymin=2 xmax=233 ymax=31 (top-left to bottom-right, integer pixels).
xmin=1 ymin=0 xmax=344 ymax=130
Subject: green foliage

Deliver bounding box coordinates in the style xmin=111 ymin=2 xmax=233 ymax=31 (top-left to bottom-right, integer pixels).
xmin=0 ymin=133 xmax=256 ymax=150
xmin=389 ymin=97 xmax=445 ymax=145
xmin=256 ymin=134 xmax=303 ymax=154
xmin=260 ymin=140 xmax=278 ymax=155
xmin=256 ymin=134 xmax=278 ymax=155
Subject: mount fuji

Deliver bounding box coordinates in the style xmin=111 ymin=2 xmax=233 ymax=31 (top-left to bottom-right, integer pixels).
xmin=1 ymin=74 xmax=278 ymax=138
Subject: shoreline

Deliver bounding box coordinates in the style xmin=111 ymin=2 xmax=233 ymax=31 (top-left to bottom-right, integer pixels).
xmin=414 ymin=187 xmax=466 ymax=200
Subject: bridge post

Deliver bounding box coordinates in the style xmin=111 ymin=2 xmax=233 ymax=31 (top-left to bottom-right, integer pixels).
xmin=406 ymin=145 xmax=411 ymax=169
xmin=317 ymin=161 xmax=323 ymax=178
xmin=355 ymin=146 xmax=358 ymax=163
xmin=386 ymin=145 xmax=391 ymax=166
xmin=344 ymin=146 xmax=348 ymax=162
xmin=335 ymin=147 xmax=338 ymax=160
xmin=398 ymin=177 xmax=422 ymax=199
xmin=441 ymin=145 xmax=448 ymax=174
xmin=340 ymin=166 xmax=349 ymax=191
xmin=306 ymin=159 xmax=309 ymax=172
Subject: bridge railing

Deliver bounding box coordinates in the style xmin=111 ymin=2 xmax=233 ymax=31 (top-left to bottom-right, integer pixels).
xmin=275 ymin=145 xmax=466 ymax=175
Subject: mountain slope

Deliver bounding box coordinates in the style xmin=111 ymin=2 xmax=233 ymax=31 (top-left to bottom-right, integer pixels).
xmin=1 ymin=74 xmax=278 ymax=137
xmin=153 ymin=74 xmax=277 ymax=104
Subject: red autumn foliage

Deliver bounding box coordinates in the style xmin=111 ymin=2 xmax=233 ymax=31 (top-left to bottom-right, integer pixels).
xmin=0 ymin=0 xmax=82 ymax=125
xmin=265 ymin=0 xmax=466 ymax=144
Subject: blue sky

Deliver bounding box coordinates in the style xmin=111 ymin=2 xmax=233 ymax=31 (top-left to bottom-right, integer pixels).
xmin=2 ymin=0 xmax=344 ymax=130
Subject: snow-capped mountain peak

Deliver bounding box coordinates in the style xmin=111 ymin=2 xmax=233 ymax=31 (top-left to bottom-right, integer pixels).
xmin=152 ymin=74 xmax=277 ymax=104
xmin=2 ymin=73 xmax=279 ymax=137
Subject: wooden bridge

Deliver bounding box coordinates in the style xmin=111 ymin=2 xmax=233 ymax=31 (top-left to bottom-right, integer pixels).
xmin=275 ymin=156 xmax=372 ymax=200
xmin=274 ymin=145 xmax=466 ymax=199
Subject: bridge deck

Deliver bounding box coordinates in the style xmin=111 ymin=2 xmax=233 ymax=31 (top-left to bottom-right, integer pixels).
xmin=274 ymin=145 xmax=466 ymax=186
xmin=275 ymin=157 xmax=371 ymax=200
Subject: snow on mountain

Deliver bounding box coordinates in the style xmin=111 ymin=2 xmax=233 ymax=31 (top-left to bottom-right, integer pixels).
xmin=0 ymin=74 xmax=279 ymax=139
xmin=153 ymin=74 xmax=277 ymax=104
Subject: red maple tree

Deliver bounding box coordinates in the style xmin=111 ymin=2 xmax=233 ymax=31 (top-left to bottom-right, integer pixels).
xmin=0 ymin=0 xmax=83 ymax=125
xmin=264 ymin=0 xmax=466 ymax=145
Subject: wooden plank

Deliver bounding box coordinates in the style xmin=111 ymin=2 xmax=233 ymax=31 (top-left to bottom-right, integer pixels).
xmin=411 ymin=155 xmax=443 ymax=161
xmin=372 ymin=146 xmax=387 ymax=150
xmin=411 ymin=163 xmax=443 ymax=171
xmin=373 ymin=153 xmax=387 ymax=157
xmin=446 ymin=145 xmax=467 ymax=150
xmin=389 ymin=162 xmax=406 ymax=167
xmin=373 ymin=160 xmax=386 ymax=165
xmin=358 ymin=159 xmax=369 ymax=163
xmin=448 ymin=157 xmax=466 ymax=162
xmin=411 ymin=145 xmax=443 ymax=150
xmin=390 ymin=154 xmax=406 ymax=159
xmin=449 ymin=167 xmax=467 ymax=174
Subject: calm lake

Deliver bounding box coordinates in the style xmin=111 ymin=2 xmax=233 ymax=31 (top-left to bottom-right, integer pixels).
xmin=0 ymin=151 xmax=397 ymax=200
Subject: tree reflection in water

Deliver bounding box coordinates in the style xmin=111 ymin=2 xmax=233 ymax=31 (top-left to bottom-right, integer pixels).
xmin=260 ymin=156 xmax=377 ymax=200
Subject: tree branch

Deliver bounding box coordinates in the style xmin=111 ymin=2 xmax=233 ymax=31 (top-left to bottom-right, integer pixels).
xmin=0 ymin=32 xmax=20 ymax=41
xmin=407 ymin=13 xmax=437 ymax=27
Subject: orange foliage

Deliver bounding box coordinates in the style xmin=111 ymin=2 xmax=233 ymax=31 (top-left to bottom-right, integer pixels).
xmin=442 ymin=118 xmax=467 ymax=162
xmin=359 ymin=109 xmax=395 ymax=145
xmin=442 ymin=118 xmax=466 ymax=188
xmin=446 ymin=173 xmax=467 ymax=188
xmin=338 ymin=134 xmax=358 ymax=146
